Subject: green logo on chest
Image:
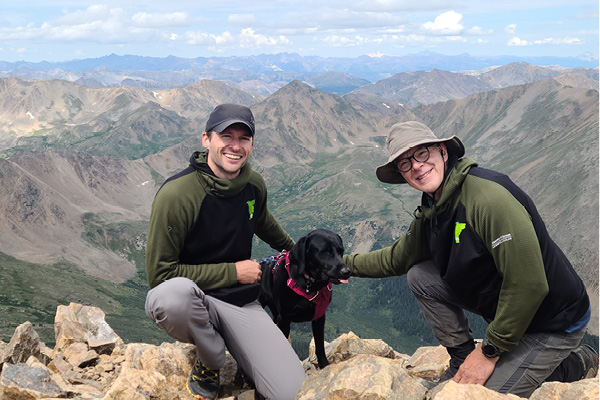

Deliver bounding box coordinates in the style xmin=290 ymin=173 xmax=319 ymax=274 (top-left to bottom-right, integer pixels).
xmin=455 ymin=222 xmax=466 ymax=243
xmin=247 ymin=199 xmax=255 ymax=220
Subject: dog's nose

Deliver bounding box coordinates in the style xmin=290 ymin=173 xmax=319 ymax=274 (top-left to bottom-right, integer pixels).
xmin=340 ymin=265 xmax=351 ymax=278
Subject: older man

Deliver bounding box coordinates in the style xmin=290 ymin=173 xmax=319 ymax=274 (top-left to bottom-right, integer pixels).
xmin=344 ymin=121 xmax=597 ymax=397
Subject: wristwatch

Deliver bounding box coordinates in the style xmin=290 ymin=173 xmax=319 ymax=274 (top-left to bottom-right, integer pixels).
xmin=481 ymin=338 xmax=501 ymax=358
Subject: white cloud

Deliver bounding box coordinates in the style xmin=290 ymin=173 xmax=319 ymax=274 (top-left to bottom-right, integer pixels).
xmin=389 ymin=34 xmax=427 ymax=43
xmin=352 ymin=0 xmax=446 ymax=12
xmin=181 ymin=31 xmax=235 ymax=46
xmin=0 ymin=2 xmax=596 ymax=60
xmin=0 ymin=5 xmax=193 ymax=43
xmin=507 ymin=37 xmax=530 ymax=46
xmin=534 ymin=37 xmax=582 ymax=45
xmin=467 ymin=26 xmax=492 ymax=36
xmin=422 ymin=11 xmax=464 ymax=35
xmin=215 ymin=32 xmax=236 ymax=45
xmin=505 ymin=24 xmax=517 ymax=34
xmin=379 ymin=27 xmax=406 ymax=34
xmin=324 ymin=32 xmax=429 ymax=48
xmin=239 ymin=28 xmax=291 ymax=48
xmin=40 ymin=21 xmax=117 ymax=41
xmin=323 ymin=35 xmax=354 ymax=46
xmin=577 ymin=29 xmax=599 ymax=35
xmin=275 ymin=27 xmax=319 ymax=35
xmin=317 ymin=10 xmax=403 ymax=29
xmin=131 ymin=12 xmax=189 ymax=28
xmin=228 ymin=14 xmax=257 ymax=25
xmin=277 ymin=7 xmax=406 ymax=33
xmin=52 ymin=5 xmax=121 ymax=26
xmin=508 ymin=36 xmax=582 ymax=46
xmin=322 ymin=34 xmax=370 ymax=47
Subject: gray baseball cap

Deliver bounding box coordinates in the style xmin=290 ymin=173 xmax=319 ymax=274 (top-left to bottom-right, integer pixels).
xmin=376 ymin=121 xmax=465 ymax=184
xmin=205 ymin=103 xmax=255 ymax=136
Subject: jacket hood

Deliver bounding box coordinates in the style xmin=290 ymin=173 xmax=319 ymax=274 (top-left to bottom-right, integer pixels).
xmin=420 ymin=157 xmax=478 ymax=218
xmin=190 ymin=150 xmax=253 ymax=198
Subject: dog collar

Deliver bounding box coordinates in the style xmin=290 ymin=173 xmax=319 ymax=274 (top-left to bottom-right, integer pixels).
xmin=269 ymin=251 xmax=333 ymax=321
xmin=284 ymin=263 xmax=332 ymax=321
xmin=273 ymin=251 xmax=317 ymax=286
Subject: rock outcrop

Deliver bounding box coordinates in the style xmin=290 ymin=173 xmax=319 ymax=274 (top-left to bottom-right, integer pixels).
xmin=0 ymin=303 xmax=597 ymax=400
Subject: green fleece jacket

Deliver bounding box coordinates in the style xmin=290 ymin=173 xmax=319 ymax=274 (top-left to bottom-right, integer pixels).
xmin=146 ymin=151 xmax=294 ymax=291
xmin=344 ymin=157 xmax=589 ymax=352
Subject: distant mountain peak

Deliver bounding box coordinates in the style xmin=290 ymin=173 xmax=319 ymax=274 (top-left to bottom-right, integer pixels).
xmin=273 ymin=79 xmax=318 ymax=95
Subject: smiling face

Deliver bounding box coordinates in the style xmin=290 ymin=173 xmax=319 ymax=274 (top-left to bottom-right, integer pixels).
xmin=397 ymin=143 xmax=448 ymax=200
xmin=202 ymin=123 xmax=253 ymax=179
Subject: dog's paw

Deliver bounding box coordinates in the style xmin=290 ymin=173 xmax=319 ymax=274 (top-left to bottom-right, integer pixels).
xmin=317 ymin=358 xmax=330 ymax=369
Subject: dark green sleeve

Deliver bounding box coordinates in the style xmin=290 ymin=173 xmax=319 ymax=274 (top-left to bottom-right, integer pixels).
xmin=145 ymin=177 xmax=237 ymax=290
xmin=343 ymin=218 xmax=429 ymax=278
xmin=466 ymin=176 xmax=548 ymax=351
xmin=255 ymin=208 xmax=295 ymax=251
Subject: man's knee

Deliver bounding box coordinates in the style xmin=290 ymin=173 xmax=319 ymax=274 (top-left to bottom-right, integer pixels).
xmin=406 ymin=264 xmax=421 ymax=291
xmin=406 ymin=261 xmax=438 ymax=294
xmin=263 ymin=372 xmax=305 ymax=400
xmin=146 ymin=277 xmax=202 ymax=323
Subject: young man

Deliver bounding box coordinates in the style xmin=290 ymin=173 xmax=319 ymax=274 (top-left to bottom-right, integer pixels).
xmin=344 ymin=121 xmax=598 ymax=397
xmin=145 ymin=104 xmax=306 ymax=400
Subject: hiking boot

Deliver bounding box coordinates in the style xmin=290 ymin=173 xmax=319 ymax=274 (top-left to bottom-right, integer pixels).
xmin=574 ymin=344 xmax=599 ymax=379
xmin=187 ymin=358 xmax=220 ymax=399
xmin=439 ymin=339 xmax=476 ymax=382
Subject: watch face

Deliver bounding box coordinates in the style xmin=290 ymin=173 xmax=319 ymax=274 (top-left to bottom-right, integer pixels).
xmin=482 ymin=340 xmax=499 ymax=358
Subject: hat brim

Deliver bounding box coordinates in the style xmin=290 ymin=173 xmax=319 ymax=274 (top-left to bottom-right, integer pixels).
xmin=376 ymin=136 xmax=465 ymax=184
xmin=212 ymin=119 xmax=255 ymax=136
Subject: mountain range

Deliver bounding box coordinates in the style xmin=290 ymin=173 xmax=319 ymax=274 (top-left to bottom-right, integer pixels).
xmin=0 ymin=52 xmax=597 ymax=95
xmin=0 ymin=59 xmax=597 ymax=352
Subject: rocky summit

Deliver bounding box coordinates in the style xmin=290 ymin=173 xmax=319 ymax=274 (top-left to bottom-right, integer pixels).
xmin=0 ymin=303 xmax=597 ymax=400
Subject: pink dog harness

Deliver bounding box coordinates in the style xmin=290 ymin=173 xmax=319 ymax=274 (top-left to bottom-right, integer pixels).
xmin=272 ymin=251 xmax=332 ymax=321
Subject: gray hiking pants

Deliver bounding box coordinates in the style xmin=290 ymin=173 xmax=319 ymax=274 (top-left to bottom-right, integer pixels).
xmin=406 ymin=260 xmax=586 ymax=398
xmin=145 ymin=277 xmax=306 ymax=400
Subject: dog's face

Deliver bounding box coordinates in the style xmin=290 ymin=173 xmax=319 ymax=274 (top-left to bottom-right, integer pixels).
xmin=289 ymin=228 xmax=351 ymax=291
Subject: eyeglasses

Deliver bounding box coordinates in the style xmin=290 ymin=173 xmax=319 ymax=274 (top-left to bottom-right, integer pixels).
xmin=395 ymin=145 xmax=437 ymax=172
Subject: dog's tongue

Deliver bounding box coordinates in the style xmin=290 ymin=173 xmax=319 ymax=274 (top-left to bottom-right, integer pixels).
xmin=339 ymin=279 xmax=349 ymax=284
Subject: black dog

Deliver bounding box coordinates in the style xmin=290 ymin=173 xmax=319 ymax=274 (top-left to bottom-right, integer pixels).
xmin=259 ymin=228 xmax=351 ymax=369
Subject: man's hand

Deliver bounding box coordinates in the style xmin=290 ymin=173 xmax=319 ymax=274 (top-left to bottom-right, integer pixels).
xmin=235 ymin=259 xmax=262 ymax=284
xmin=452 ymin=344 xmax=499 ymax=385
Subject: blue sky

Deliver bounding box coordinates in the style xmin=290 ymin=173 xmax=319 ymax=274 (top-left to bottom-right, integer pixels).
xmin=1 ymin=1 xmax=598 ymax=62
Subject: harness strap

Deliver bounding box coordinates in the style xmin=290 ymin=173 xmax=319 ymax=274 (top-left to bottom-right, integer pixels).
xmin=267 ymin=250 xmax=333 ymax=321
xmin=285 ymin=264 xmax=332 ymax=321
xmin=270 ymin=250 xmax=289 ymax=276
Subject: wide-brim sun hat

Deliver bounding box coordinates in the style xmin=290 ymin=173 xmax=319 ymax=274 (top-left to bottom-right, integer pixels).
xmin=376 ymin=121 xmax=465 ymax=184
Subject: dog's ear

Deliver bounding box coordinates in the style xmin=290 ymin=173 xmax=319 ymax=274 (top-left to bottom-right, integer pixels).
xmin=334 ymin=231 xmax=343 ymax=247
xmin=289 ymin=235 xmax=307 ymax=277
